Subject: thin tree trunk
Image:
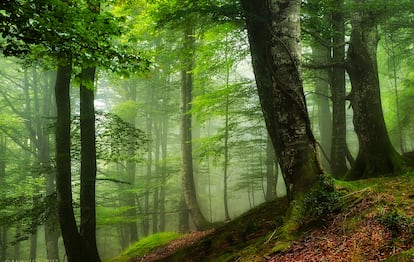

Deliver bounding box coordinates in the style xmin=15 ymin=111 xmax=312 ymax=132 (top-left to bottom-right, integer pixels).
xmin=44 ymin=71 xmax=60 ymax=261
xmin=79 ymin=1 xmax=102 ymax=258
xmin=0 ymin=226 xmax=6 ymax=262
xmin=79 ymin=66 xmax=101 ymax=262
xmin=0 ymin=136 xmax=7 ymax=262
xmin=158 ymin=113 xmax=168 ymax=232
xmin=345 ymin=5 xmax=402 ymax=179
xmin=153 ymin=120 xmax=161 ymax=233
xmin=14 ymin=225 xmax=20 ymax=260
xmin=311 ymin=42 xmax=332 ymax=171
xmin=330 ymin=0 xmax=348 ymax=177
xmin=125 ymin=83 xmax=138 ymax=243
xmin=23 ymin=67 xmax=38 ymax=262
xmin=143 ymin=114 xmax=152 ymax=236
xmin=55 ymin=53 xmax=82 ymax=262
xmin=30 ymin=231 xmax=37 ymax=260
xmin=180 ymin=25 xmax=209 ymax=230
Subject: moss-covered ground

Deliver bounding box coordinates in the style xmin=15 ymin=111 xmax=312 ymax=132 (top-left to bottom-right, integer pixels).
xmin=111 ymin=173 xmax=414 ymax=261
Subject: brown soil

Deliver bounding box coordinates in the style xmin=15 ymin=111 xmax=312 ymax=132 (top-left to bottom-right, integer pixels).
xmin=131 ymin=176 xmax=414 ymax=261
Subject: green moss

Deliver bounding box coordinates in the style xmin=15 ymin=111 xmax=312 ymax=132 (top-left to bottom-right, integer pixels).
xmin=271 ymin=240 xmax=293 ymax=253
xmin=109 ymin=232 xmax=182 ymax=262
xmin=384 ymin=247 xmax=414 ymax=262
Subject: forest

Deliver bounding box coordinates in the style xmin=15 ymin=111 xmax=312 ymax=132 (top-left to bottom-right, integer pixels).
xmin=0 ymin=0 xmax=413 ymax=261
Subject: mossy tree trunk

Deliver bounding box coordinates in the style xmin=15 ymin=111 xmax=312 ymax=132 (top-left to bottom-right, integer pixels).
xmin=345 ymin=5 xmax=402 ymax=180
xmin=241 ymin=0 xmax=324 ymax=237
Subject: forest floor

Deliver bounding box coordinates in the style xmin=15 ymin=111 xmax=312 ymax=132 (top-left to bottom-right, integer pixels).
xmin=112 ymin=173 xmax=414 ymax=262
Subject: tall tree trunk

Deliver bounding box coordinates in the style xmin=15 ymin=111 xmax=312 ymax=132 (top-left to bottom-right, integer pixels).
xmin=311 ymin=42 xmax=332 ymax=171
xmin=158 ymin=113 xmax=168 ymax=232
xmin=143 ymin=114 xmax=152 ymax=236
xmin=24 ymin=67 xmax=38 ymax=262
xmin=345 ymin=5 xmax=402 ymax=180
xmin=79 ymin=1 xmax=101 ymax=258
xmin=43 ymin=71 xmax=60 ymax=261
xmin=330 ymin=0 xmax=348 ymax=177
xmin=241 ymin=0 xmax=323 ymax=238
xmin=30 ymin=231 xmax=37 ymax=261
xmin=153 ymin=120 xmax=161 ymax=233
xmin=180 ymin=25 xmax=209 ymax=230
xmin=0 ymin=136 xmax=7 ymax=261
xmin=79 ymin=66 xmax=101 ymax=262
xmin=55 ymin=53 xmax=82 ymax=262
xmin=125 ymin=83 xmax=138 ymax=243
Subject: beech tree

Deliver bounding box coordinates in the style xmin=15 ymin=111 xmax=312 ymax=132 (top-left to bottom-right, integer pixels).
xmin=345 ymin=0 xmax=403 ymax=180
xmin=240 ymin=0 xmax=324 ymax=238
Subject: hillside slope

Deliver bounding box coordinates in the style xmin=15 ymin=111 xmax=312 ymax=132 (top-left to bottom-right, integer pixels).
xmin=113 ymin=173 xmax=414 ymax=262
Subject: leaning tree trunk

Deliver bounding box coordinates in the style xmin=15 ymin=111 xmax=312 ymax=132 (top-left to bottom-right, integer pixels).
xmin=345 ymin=6 xmax=402 ymax=180
xmin=241 ymin=0 xmax=324 ymax=238
xmin=180 ymin=24 xmax=210 ymax=230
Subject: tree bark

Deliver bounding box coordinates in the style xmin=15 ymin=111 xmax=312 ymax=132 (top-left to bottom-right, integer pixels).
xmin=265 ymin=134 xmax=277 ymax=201
xmin=241 ymin=0 xmax=324 ymax=238
xmin=178 ymin=193 xmax=190 ymax=233
xmin=79 ymin=66 xmax=101 ymax=262
xmin=330 ymin=0 xmax=348 ymax=177
xmin=55 ymin=53 xmax=82 ymax=262
xmin=242 ymin=0 xmax=322 ymax=196
xmin=180 ymin=24 xmax=210 ymax=230
xmin=345 ymin=4 xmax=402 ymax=180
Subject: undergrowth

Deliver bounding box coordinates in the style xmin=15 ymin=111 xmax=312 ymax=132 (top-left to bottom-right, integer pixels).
xmin=304 ymin=175 xmax=341 ymax=219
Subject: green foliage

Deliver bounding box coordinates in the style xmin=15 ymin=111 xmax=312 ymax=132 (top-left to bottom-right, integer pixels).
xmin=110 ymin=232 xmax=182 ymax=262
xmin=0 ymin=0 xmax=150 ymax=74
xmin=148 ymin=0 xmax=242 ymax=28
xmin=0 ymin=191 xmax=58 ymax=245
xmin=304 ymin=175 xmax=341 ymax=219
xmin=378 ymin=209 xmax=413 ymax=238
xmin=71 ymin=111 xmax=147 ymax=162
xmin=384 ymin=247 xmax=414 ymax=262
